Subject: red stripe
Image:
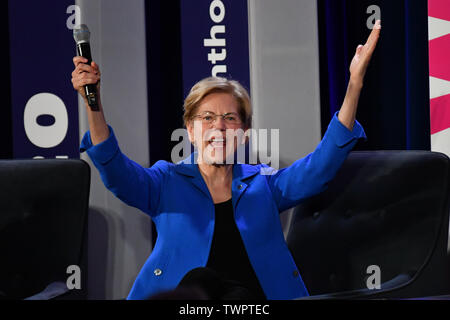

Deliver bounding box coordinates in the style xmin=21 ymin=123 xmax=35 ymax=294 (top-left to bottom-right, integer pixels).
xmin=430 ymin=94 xmax=450 ymax=134
xmin=429 ymin=0 xmax=450 ymax=21
xmin=429 ymin=34 xmax=450 ymax=81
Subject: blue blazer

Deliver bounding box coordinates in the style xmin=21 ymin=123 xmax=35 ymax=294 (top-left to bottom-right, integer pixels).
xmin=80 ymin=112 xmax=366 ymax=300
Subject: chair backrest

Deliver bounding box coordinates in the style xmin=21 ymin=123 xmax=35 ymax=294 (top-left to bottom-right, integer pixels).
xmin=0 ymin=159 xmax=90 ymax=299
xmin=286 ymin=151 xmax=450 ymax=298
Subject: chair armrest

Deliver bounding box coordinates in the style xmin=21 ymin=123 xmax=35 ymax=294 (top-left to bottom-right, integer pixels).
xmin=295 ymin=273 xmax=413 ymax=300
xmin=24 ymin=282 xmax=69 ymax=300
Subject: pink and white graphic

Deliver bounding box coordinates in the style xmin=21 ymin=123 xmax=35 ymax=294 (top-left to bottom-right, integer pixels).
xmin=429 ymin=0 xmax=450 ymax=157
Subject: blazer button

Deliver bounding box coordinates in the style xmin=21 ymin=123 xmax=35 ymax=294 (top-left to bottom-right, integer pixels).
xmin=238 ymin=184 xmax=243 ymax=190
xmin=154 ymin=268 xmax=162 ymax=276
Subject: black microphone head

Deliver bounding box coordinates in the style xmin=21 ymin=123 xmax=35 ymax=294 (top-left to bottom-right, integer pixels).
xmin=73 ymin=24 xmax=90 ymax=44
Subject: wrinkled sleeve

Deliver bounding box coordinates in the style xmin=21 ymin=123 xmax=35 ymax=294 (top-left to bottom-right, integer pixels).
xmin=267 ymin=111 xmax=367 ymax=212
xmin=80 ymin=126 xmax=168 ymax=216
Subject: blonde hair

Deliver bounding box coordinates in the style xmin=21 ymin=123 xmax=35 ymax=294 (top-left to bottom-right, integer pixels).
xmin=183 ymin=77 xmax=252 ymax=129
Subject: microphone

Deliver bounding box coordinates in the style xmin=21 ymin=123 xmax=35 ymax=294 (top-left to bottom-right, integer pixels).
xmin=73 ymin=24 xmax=99 ymax=111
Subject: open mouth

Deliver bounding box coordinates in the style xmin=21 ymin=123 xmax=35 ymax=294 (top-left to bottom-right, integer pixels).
xmin=207 ymin=137 xmax=226 ymax=148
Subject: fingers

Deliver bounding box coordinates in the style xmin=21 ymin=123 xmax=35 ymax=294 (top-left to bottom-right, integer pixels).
xmin=374 ymin=19 xmax=381 ymax=30
xmin=91 ymin=61 xmax=99 ymax=71
xmin=356 ymin=19 xmax=381 ymax=66
xmin=356 ymin=44 xmax=364 ymax=55
xmin=74 ymin=63 xmax=97 ymax=74
xmin=71 ymin=73 xmax=100 ymax=89
xmin=349 ymin=20 xmax=381 ymax=80
xmin=71 ymin=56 xmax=101 ymax=95
xmin=73 ymin=56 xmax=88 ymax=67
xmin=72 ymin=56 xmax=101 ymax=75
xmin=365 ymin=20 xmax=381 ymax=51
xmin=71 ymin=57 xmax=101 ymax=79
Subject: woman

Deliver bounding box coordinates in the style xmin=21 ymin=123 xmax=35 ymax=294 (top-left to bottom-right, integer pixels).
xmin=72 ymin=21 xmax=381 ymax=300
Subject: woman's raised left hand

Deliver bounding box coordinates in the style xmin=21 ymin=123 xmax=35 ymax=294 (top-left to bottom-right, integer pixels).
xmin=349 ymin=20 xmax=381 ymax=85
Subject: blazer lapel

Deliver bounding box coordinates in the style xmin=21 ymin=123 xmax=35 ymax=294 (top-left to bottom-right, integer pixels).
xmin=231 ymin=163 xmax=260 ymax=209
xmin=174 ymin=153 xmax=212 ymax=201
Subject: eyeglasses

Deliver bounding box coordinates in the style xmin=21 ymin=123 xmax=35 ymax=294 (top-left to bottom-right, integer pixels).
xmin=191 ymin=111 xmax=242 ymax=125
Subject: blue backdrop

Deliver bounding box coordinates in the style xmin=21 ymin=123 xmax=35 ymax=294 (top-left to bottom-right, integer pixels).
xmin=180 ymin=0 xmax=251 ymax=98
xmin=318 ymin=0 xmax=430 ymax=151
xmin=9 ymin=0 xmax=79 ymax=159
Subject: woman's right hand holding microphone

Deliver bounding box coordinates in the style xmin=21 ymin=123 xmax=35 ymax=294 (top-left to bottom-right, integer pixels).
xmin=71 ymin=56 xmax=109 ymax=145
xmin=71 ymin=56 xmax=101 ymax=105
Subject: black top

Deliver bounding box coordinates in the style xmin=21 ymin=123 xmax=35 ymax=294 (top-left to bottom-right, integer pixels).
xmin=206 ymin=199 xmax=266 ymax=299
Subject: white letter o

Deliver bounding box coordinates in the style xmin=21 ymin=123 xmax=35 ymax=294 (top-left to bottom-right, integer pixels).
xmin=24 ymin=93 xmax=68 ymax=148
xmin=210 ymin=0 xmax=225 ymax=23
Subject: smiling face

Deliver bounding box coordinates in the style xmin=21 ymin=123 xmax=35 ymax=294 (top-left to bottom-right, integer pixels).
xmin=187 ymin=92 xmax=247 ymax=165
